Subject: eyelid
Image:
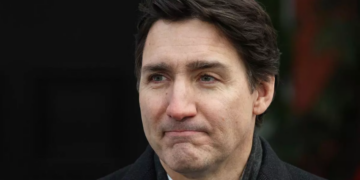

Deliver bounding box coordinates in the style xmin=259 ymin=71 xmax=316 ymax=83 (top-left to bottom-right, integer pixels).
xmin=198 ymin=73 xmax=219 ymax=83
xmin=148 ymin=73 xmax=169 ymax=82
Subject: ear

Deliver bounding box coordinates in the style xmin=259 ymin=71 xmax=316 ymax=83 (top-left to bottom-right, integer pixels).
xmin=253 ymin=76 xmax=275 ymax=115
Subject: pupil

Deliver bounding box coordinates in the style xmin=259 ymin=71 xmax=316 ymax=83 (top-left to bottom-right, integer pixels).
xmin=203 ymin=76 xmax=211 ymax=81
xmin=154 ymin=76 xmax=162 ymax=81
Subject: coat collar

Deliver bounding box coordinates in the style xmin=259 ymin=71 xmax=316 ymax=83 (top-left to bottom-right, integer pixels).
xmin=257 ymin=136 xmax=292 ymax=180
xmin=121 ymin=146 xmax=158 ymax=180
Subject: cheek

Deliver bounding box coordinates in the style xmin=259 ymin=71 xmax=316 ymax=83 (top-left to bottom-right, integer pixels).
xmin=225 ymin=91 xmax=255 ymax=130
xmin=197 ymin=87 xmax=254 ymax=137
xmin=139 ymin=91 xmax=166 ymax=134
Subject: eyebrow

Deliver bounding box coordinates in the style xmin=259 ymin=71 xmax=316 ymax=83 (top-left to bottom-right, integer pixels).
xmin=141 ymin=62 xmax=173 ymax=74
xmin=186 ymin=60 xmax=228 ymax=72
xmin=141 ymin=60 xmax=228 ymax=74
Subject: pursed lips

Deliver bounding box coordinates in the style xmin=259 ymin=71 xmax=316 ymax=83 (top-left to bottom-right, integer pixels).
xmin=165 ymin=130 xmax=202 ymax=136
xmin=163 ymin=128 xmax=208 ymax=141
xmin=160 ymin=123 xmax=208 ymax=138
xmin=163 ymin=130 xmax=205 ymax=145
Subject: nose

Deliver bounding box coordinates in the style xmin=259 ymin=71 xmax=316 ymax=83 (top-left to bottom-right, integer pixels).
xmin=166 ymin=80 xmax=197 ymax=121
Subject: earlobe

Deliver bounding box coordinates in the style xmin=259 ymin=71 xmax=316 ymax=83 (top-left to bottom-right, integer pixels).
xmin=253 ymin=76 xmax=275 ymax=115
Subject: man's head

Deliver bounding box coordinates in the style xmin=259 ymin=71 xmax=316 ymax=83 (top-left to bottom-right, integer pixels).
xmin=135 ymin=0 xmax=279 ymax=178
xmin=135 ymin=0 xmax=280 ymax=125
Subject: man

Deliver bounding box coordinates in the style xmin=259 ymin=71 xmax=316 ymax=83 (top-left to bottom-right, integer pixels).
xmin=100 ymin=0 xmax=326 ymax=179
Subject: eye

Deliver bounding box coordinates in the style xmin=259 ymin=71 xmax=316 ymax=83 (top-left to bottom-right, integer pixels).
xmin=149 ymin=74 xmax=167 ymax=82
xmin=199 ymin=74 xmax=216 ymax=82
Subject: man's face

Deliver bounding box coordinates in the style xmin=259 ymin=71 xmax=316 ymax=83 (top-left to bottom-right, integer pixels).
xmin=139 ymin=19 xmax=259 ymax=175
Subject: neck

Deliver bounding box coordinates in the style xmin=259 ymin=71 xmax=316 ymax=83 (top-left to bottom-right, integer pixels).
xmin=162 ymin=130 xmax=255 ymax=180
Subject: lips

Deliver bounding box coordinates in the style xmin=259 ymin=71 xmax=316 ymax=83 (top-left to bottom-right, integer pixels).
xmin=160 ymin=122 xmax=208 ymax=138
xmin=163 ymin=130 xmax=205 ymax=145
xmin=165 ymin=130 xmax=202 ymax=136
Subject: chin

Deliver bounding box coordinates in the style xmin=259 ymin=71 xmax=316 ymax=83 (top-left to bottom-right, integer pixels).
xmin=162 ymin=143 xmax=211 ymax=174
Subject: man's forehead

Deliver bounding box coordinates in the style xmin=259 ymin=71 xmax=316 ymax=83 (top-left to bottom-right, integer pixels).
xmin=144 ymin=19 xmax=230 ymax=51
xmin=141 ymin=18 xmax=244 ymax=75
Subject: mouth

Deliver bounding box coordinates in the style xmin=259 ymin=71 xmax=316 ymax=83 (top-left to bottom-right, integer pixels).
xmin=163 ymin=130 xmax=204 ymax=145
xmin=164 ymin=130 xmax=203 ymax=137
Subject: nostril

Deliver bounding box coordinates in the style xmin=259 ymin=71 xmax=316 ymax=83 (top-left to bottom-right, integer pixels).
xmin=166 ymin=86 xmax=197 ymax=121
xmin=166 ymin=101 xmax=197 ymax=121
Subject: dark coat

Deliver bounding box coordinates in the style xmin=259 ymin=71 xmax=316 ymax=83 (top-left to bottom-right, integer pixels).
xmin=99 ymin=137 xmax=326 ymax=180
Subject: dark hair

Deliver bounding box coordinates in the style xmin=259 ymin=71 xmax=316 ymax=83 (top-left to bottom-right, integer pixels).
xmin=134 ymin=0 xmax=280 ymax=126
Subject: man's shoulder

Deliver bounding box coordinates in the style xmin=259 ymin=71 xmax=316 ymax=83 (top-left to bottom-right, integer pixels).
xmin=98 ymin=138 xmax=327 ymax=180
xmin=284 ymin=162 xmax=326 ymax=180
xmin=98 ymin=165 xmax=132 ymax=180
xmin=258 ymin=137 xmax=326 ymax=180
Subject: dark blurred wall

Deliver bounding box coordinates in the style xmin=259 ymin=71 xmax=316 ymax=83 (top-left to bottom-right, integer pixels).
xmin=1 ymin=1 xmax=147 ymax=179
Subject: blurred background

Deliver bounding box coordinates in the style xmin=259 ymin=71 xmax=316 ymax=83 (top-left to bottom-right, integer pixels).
xmin=0 ymin=0 xmax=359 ymax=179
